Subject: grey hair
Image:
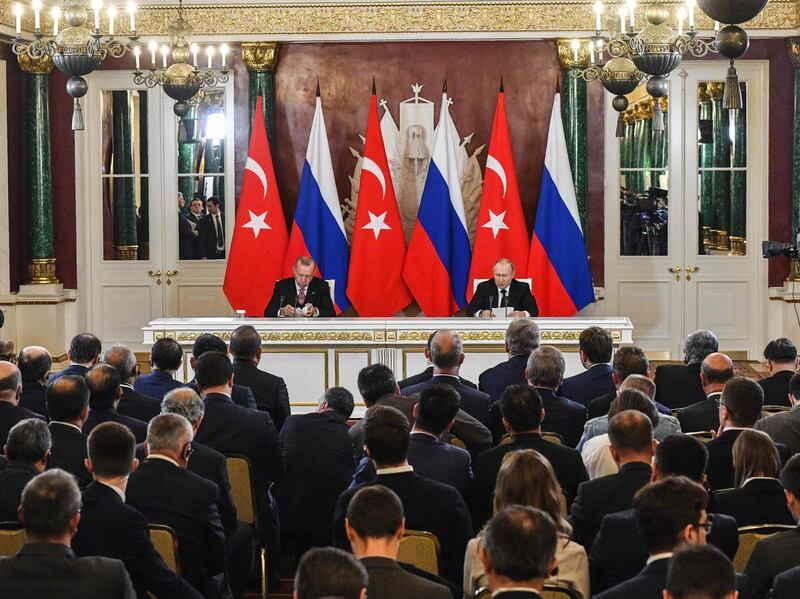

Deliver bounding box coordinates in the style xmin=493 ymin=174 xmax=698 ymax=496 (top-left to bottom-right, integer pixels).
xmin=6 ymin=418 xmax=51 ymax=462
xmin=620 ymin=374 xmax=656 ymax=400
xmin=146 ymin=413 xmax=193 ymax=452
xmin=684 ymin=330 xmax=719 ymax=365
xmin=525 ymin=346 xmax=565 ymax=389
xmin=506 ymin=318 xmax=541 ymax=356
xmin=161 ymin=387 xmax=205 ymax=425
xmin=21 ymin=469 xmax=82 ymax=537
xmin=430 ymin=330 xmax=464 ymax=369
xmin=102 ymin=344 xmax=138 ymax=382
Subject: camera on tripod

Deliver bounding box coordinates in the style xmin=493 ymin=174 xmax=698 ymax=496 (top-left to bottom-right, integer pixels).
xmin=762 ymin=239 xmax=799 ymax=259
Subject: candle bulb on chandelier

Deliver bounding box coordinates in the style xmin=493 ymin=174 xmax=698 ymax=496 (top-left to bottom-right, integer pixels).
xmin=191 ymin=44 xmax=199 ymax=68
xmin=32 ymin=0 xmax=41 ymax=31
xmin=126 ymin=2 xmax=135 ymax=32
xmin=220 ymin=44 xmax=229 ymax=69
xmin=571 ymin=39 xmax=579 ymax=64
xmin=677 ymin=7 xmax=685 ymax=36
xmin=107 ymin=5 xmax=117 ymax=36
xmin=148 ymin=40 xmax=157 ymax=66
xmin=597 ymin=38 xmax=605 ymax=62
xmin=619 ymin=5 xmax=627 ymax=34
xmin=52 ymin=6 xmax=60 ymax=35
xmin=714 ymin=20 xmax=720 ymax=31
xmin=589 ymin=40 xmax=595 ymax=64
xmin=626 ymin=0 xmax=635 ymax=29
xmin=593 ymin=1 xmax=602 ymax=31
xmin=161 ymin=45 xmax=169 ymax=69
xmin=92 ymin=0 xmax=102 ymax=31
xmin=206 ymin=46 xmax=215 ymax=69
xmin=686 ymin=0 xmax=695 ymax=29
xmin=13 ymin=3 xmax=22 ymax=36
xmin=134 ymin=45 xmax=140 ymax=70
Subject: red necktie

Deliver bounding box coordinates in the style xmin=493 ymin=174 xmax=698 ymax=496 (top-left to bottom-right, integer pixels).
xmin=298 ymin=286 xmax=307 ymax=305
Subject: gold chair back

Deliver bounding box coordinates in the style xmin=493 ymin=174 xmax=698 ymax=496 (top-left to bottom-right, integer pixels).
xmin=0 ymin=526 xmax=25 ymax=557
xmin=762 ymin=405 xmax=791 ymax=418
xmin=149 ymin=524 xmax=180 ymax=574
xmin=542 ymin=432 xmax=564 ymax=445
xmin=398 ymin=529 xmax=441 ymax=576
xmin=475 ymin=587 xmax=492 ymax=599
xmin=686 ymin=430 xmax=715 ymax=442
xmin=543 ymin=582 xmax=581 ymax=598
xmin=733 ymin=525 xmax=796 ymax=572
xmin=226 ymin=455 xmax=256 ymax=526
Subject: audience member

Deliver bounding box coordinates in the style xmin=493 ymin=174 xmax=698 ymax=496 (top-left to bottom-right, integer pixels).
xmin=84 ymin=364 xmax=147 ymax=443
xmin=758 ymin=338 xmax=797 ymax=407
xmin=133 ymin=338 xmax=184 ymax=400
xmin=103 ymin=344 xmax=161 ymax=422
xmin=471 ymin=385 xmax=587 ymax=529
xmin=478 ymin=318 xmax=540 ymax=405
xmin=773 ymin=563 xmax=800 ymax=599
xmin=464 ymin=450 xmax=589 ymax=599
xmin=755 ymin=371 xmax=800 ymax=452
xmin=185 ymin=333 xmax=257 ymax=409
xmin=655 ymin=329 xmax=719 ymax=409
xmin=587 ymin=345 xmax=666 ymax=419
xmin=0 ymin=418 xmax=51 ymax=521
xmin=664 ymin=545 xmax=738 ymax=599
xmin=293 ymin=547 xmax=367 ymax=599
xmin=0 ymin=360 xmax=45 ymax=444
xmin=45 ymin=375 xmax=91 ymax=487
xmin=17 ymin=346 xmax=51 ymax=416
xmin=230 ymin=324 xmax=291 ymax=428
xmin=48 ymin=333 xmax=102 ymax=383
xmin=71 ymin=422 xmax=203 ymax=599
xmin=0 ymin=340 xmax=15 ymax=363
xmin=0 ymin=469 xmax=135 ymax=598
xmin=559 ymin=326 xmax=616 ymax=408
xmin=398 ymin=331 xmax=477 ymax=390
xmin=346 ymin=485 xmax=450 ymax=599
xmin=677 ymin=352 xmax=734 ymax=433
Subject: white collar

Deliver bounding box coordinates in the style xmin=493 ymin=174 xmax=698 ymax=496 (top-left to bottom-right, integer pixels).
xmin=722 ymin=426 xmax=749 ymax=433
xmin=707 ymin=391 xmax=723 ymax=399
xmin=432 ymin=373 xmax=459 ymax=380
xmin=646 ymin=552 xmax=673 ymax=565
xmin=96 ymin=480 xmax=126 ymax=502
xmin=120 ymin=383 xmax=134 ymax=391
xmin=743 ymin=476 xmax=780 ymax=486
xmin=491 ymin=588 xmax=541 ymax=597
xmin=376 ymin=464 xmax=414 ymax=475
xmin=410 ymin=430 xmax=439 ymax=440
xmin=49 ymin=421 xmax=82 ymax=433
xmin=147 ymin=453 xmax=180 ymax=468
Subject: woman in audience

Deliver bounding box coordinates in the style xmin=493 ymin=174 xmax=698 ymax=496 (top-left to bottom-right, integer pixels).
xmin=713 ymin=429 xmax=794 ymax=526
xmin=463 ymin=449 xmax=589 ymax=599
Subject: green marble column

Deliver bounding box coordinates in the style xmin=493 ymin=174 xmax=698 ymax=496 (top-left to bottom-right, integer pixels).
xmin=111 ymin=91 xmax=138 ymax=259
xmin=242 ymin=42 xmax=279 ymax=146
xmin=178 ymin=103 xmax=197 ymax=202
xmin=561 ymin=67 xmax=588 ymax=234
xmin=730 ymin=94 xmax=746 ymax=240
xmin=709 ymin=83 xmax=731 ymax=247
xmin=137 ymin=92 xmax=150 ymax=260
xmin=699 ymin=87 xmax=713 ymax=240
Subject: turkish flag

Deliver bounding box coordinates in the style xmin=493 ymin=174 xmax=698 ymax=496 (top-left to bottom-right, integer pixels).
xmin=346 ymin=93 xmax=413 ymax=316
xmin=223 ymin=97 xmax=288 ymax=315
xmin=466 ymin=90 xmax=529 ymax=300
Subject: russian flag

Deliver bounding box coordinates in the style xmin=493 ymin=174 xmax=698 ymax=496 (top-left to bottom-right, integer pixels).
xmin=403 ymin=90 xmax=471 ymax=316
xmin=527 ymin=93 xmax=594 ymax=316
xmin=285 ymin=90 xmax=351 ymax=313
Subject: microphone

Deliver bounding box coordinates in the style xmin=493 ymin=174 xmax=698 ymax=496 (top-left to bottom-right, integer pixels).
xmin=278 ymin=294 xmax=284 ymax=317
xmin=488 ymin=294 xmax=493 ymax=316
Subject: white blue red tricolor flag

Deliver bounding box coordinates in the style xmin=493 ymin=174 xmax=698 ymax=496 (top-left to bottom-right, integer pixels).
xmin=527 ymin=93 xmax=594 ymax=316
xmin=285 ymin=90 xmax=351 ymax=313
xmin=403 ymin=90 xmax=472 ymax=316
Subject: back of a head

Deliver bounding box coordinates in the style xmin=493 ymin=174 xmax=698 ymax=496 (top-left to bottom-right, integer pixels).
xmin=720 ymin=376 xmax=763 ymax=427
xmin=151 ymin=337 xmax=183 ymax=371
xmin=416 ymin=384 xmax=460 ymax=436
xmin=161 ymin=387 xmax=205 ymax=425
xmin=733 ymin=429 xmax=780 ymax=487
xmin=764 ymin=337 xmax=797 ymax=364
xmin=494 ymin=450 xmax=565 ymax=533
xmin=500 ymin=384 xmax=543 ymax=433
xmin=666 ymin=545 xmax=736 ymax=599
xmin=700 ymin=353 xmax=735 ymax=385
xmin=525 ymin=347 xmax=565 ymax=389
xmin=295 ymin=547 xmax=367 ymax=599
xmin=346 ymin=485 xmax=404 ymax=539
xmin=579 ymin=326 xmax=613 ymax=364
xmin=6 ymin=418 xmax=51 ymax=463
xmin=608 ymin=409 xmax=653 ymax=454
xmin=102 ymin=344 xmax=137 ymax=383
xmin=192 ymin=333 xmax=228 ymax=359
xmin=362 ymin=405 xmax=410 ymax=467
xmin=194 ymin=351 xmax=233 ymax=390
xmin=18 ymin=347 xmax=52 ymax=382
xmin=609 ymin=388 xmax=659 ymax=430
xmin=321 ymin=386 xmax=355 ymax=418
xmin=655 ymin=435 xmax=709 ymax=482
xmin=685 ymin=330 xmax=719 ymax=365
xmin=356 ymin=364 xmax=396 ymax=405
xmin=230 ymin=325 xmax=261 ymax=359
xmin=612 ymin=346 xmax=649 ymax=380
xmin=69 ymin=333 xmax=102 ymax=365
xmin=429 ymin=330 xmax=463 ymax=369
xmin=790 ymin=372 xmax=800 ymax=401
xmin=20 ymin=469 xmax=81 ymax=538
xmin=86 ymin=363 xmax=121 ymax=409
xmin=506 ymin=318 xmax=540 ymax=356
xmin=482 ymin=505 xmax=558 ymax=582
xmin=146 ymin=413 xmax=193 ymax=453
xmin=634 ymin=477 xmax=709 ymax=554
xmin=0 ymin=361 xmax=21 ymax=397
xmin=46 ymin=375 xmax=90 ymax=422
xmin=88 ymin=422 xmax=135 ymax=478
xmin=619 ymin=373 xmax=656 ymax=401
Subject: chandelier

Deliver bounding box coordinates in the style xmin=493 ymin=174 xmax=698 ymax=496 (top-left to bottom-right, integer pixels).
xmin=12 ymin=0 xmax=139 ymax=130
xmin=132 ymin=0 xmax=229 ymax=119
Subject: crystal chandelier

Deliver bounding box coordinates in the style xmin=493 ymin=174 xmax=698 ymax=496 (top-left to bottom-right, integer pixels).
xmin=132 ymin=0 xmax=229 ymax=119
xmin=12 ymin=0 xmax=139 ymax=130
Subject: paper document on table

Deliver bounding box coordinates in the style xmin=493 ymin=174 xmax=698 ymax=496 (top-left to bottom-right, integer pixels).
xmin=492 ymin=306 xmax=514 ymax=318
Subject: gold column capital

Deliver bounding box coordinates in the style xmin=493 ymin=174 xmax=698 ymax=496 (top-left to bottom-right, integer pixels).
xmin=17 ymin=54 xmax=54 ymax=74
xmin=556 ymin=38 xmax=590 ymax=68
xmin=788 ymin=37 xmax=800 ymax=68
xmin=27 ymin=258 xmax=59 ymax=285
xmin=241 ymin=42 xmax=279 ymax=72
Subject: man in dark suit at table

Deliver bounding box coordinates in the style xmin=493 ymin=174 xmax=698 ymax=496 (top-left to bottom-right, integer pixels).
xmin=465 ymin=258 xmax=538 ymax=318
xmin=45 ymin=376 xmax=92 ymax=488
xmin=48 ymin=333 xmax=102 ymax=384
xmin=18 ymin=346 xmax=51 ymax=417
xmin=677 ymin=352 xmax=735 ymax=434
xmin=559 ymin=326 xmax=616 ymax=408
xmin=479 ymin=318 xmax=540 ymax=406
xmin=197 ymin=196 xmax=226 ymax=259
xmin=84 ymin=364 xmax=148 ymax=444
xmin=265 ymin=255 xmax=335 ymax=318
xmin=398 ymin=331 xmax=477 ymax=390
xmin=185 ymin=334 xmax=256 ymax=410
xmin=103 ymin=345 xmax=161 ymax=423
xmin=758 ymin=338 xmax=797 ymax=407
xmin=654 ymin=329 xmax=718 ymax=410
xmin=0 ymin=361 xmax=45 ymax=446
xmin=134 ymin=337 xmax=184 ymax=401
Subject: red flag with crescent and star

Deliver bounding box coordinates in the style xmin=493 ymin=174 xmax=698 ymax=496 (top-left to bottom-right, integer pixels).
xmin=223 ymin=96 xmax=288 ymax=315
xmin=466 ymin=87 xmax=530 ymax=300
xmin=346 ymin=88 xmax=413 ymax=316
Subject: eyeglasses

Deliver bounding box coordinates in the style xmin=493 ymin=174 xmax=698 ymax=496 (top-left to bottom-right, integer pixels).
xmin=694 ymin=521 xmax=712 ymax=533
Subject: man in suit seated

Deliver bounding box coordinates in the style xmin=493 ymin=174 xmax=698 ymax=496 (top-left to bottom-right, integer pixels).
xmin=103 ymin=344 xmax=161 ymax=422
xmin=0 ymin=360 xmax=45 ymax=444
xmin=665 ymin=545 xmax=738 ymax=599
xmin=84 ymin=364 xmax=147 ymax=443
xmin=560 ymin=326 xmax=616 ymax=409
xmin=127 ymin=414 xmax=228 ymax=598
xmin=18 ymin=346 xmax=51 ymax=417
xmin=479 ymin=505 xmax=558 ymax=599
xmin=398 ymin=331 xmax=478 ymax=391
xmin=45 ymin=375 xmax=92 ymax=487
xmin=185 ymin=334 xmax=256 ymax=410
xmin=134 ymin=337 xmax=185 ymax=401
xmin=755 ymin=371 xmax=800 ymax=453
xmin=0 ymin=418 xmax=51 ymax=521
xmin=471 ymin=385 xmax=588 ymax=529
xmin=479 ymin=318 xmax=540 ymax=406
xmin=294 ymin=547 xmax=367 ymax=599
xmin=275 ymin=387 xmax=356 ymax=557
xmin=333 ymin=405 xmax=474 ymax=586
xmin=570 ymin=410 xmax=654 ymax=549
xmin=345 ymin=485 xmax=451 ymax=599
xmin=230 ymin=324 xmax=290 ymax=428
xmin=654 ymin=329 xmax=718 ymax=410
xmin=72 ymin=422 xmax=203 ymax=599
xmin=758 ymin=338 xmax=797 ymax=407
xmin=465 ymin=258 xmax=538 ymax=317
xmin=48 ymin=333 xmax=102 ymax=384
xmin=0 ymin=469 xmax=135 ymax=598
xmin=265 ymin=255 xmax=335 ymax=317
xmin=677 ymin=352 xmax=735 ymax=434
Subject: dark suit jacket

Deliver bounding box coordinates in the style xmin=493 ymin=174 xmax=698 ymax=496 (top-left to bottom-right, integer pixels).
xmin=360 ymin=556 xmax=451 ymax=599
xmin=559 ymin=363 xmax=615 ymax=409
xmin=403 ymin=375 xmax=493 ymax=432
xmin=0 ymin=461 xmax=39 ymax=521
xmin=349 ymin=394 xmax=417 ymax=460
xmin=492 ymin=592 xmax=542 ymax=598
xmin=398 ymin=365 xmax=477 ymax=391
xmin=0 ymin=401 xmax=45 ymax=447
xmin=46 ymin=422 xmax=91 ymax=488
xmin=84 ymin=407 xmax=148 ymax=444
xmin=478 ymin=354 xmax=530 ymax=406
xmin=126 ymin=457 xmax=227 ymax=597
xmin=772 ymin=563 xmax=800 ymax=599
xmin=179 ymin=211 xmax=195 ymax=260
xmin=47 ymin=363 xmax=89 ymax=384
xmin=0 ymin=543 xmax=134 ymax=599
xmin=333 ymin=471 xmax=473 ymax=586
xmin=570 ymin=461 xmax=652 ymax=549
xmin=754 ymin=405 xmax=800 ymax=453
xmin=264 ymin=276 xmax=335 ymax=317
xmin=134 ymin=370 xmax=184 ymax=401
xmin=231 ymin=358 xmax=291 ymax=429
xmin=677 ymin=394 xmax=721 ymax=433
xmin=759 ymin=370 xmax=794 ymax=407
xmin=20 ymin=380 xmax=48 ymax=418
xmin=714 ymin=478 xmax=795 ymax=527
xmin=465 ymin=278 xmax=539 ymax=317
xmin=197 ymin=212 xmax=225 ymax=259
xmin=594 ymin=557 xmax=671 ymax=599
xmin=471 ymin=432 xmax=588 ymax=529
xmin=706 ymin=428 xmax=741 ymax=491
xmin=118 ymin=384 xmax=161 ymax=423
xmin=185 ymin=379 xmax=257 ymax=410
xmin=537 ymin=387 xmax=586 ymax=448
xmin=71 ymin=482 xmax=203 ymax=599
xmin=744 ymin=525 xmax=800 ymax=599
xmin=654 ymin=362 xmax=706 ymax=409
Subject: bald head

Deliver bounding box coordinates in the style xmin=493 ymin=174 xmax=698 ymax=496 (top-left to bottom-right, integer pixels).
xmin=18 ymin=346 xmax=51 ymax=384
xmin=700 ymin=352 xmax=734 ymax=393
xmin=0 ymin=361 xmax=22 ymax=404
xmin=620 ymin=374 xmax=656 ymax=401
xmin=430 ymin=330 xmax=464 ymax=373
xmin=608 ymin=409 xmax=654 ymax=463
